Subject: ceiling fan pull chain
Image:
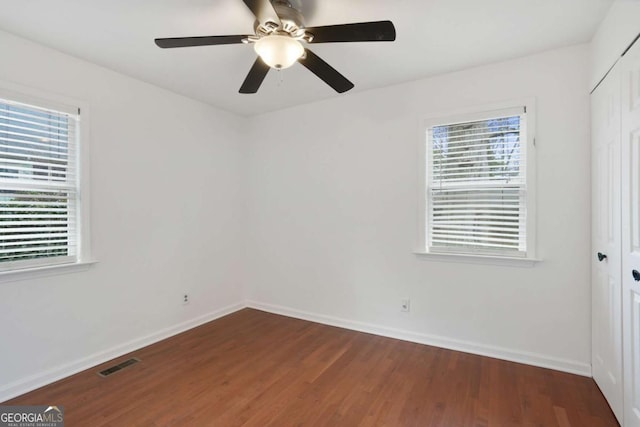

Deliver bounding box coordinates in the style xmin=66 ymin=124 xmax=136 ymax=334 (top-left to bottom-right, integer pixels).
xmin=277 ymin=69 xmax=284 ymax=87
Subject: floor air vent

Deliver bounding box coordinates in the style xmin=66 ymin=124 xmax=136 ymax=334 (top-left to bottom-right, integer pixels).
xmin=98 ymin=358 xmax=140 ymax=377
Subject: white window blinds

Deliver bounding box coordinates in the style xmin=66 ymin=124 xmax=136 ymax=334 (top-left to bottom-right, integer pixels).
xmin=427 ymin=108 xmax=527 ymax=256
xmin=0 ymin=97 xmax=79 ymax=270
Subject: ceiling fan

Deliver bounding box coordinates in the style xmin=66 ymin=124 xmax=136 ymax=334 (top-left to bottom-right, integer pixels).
xmin=154 ymin=0 xmax=396 ymax=94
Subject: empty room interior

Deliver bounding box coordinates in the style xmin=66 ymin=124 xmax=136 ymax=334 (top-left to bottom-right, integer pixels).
xmin=1 ymin=0 xmax=640 ymax=425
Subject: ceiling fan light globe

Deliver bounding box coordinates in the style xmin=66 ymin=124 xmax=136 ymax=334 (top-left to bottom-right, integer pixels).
xmin=254 ymin=35 xmax=304 ymax=70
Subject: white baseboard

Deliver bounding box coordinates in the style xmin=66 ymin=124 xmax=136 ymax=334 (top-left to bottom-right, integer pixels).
xmin=246 ymin=300 xmax=592 ymax=377
xmin=0 ymin=302 xmax=245 ymax=402
xmin=1 ymin=299 xmax=592 ymax=402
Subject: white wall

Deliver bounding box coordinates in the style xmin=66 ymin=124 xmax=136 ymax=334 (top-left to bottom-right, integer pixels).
xmin=0 ymin=28 xmax=595 ymax=399
xmin=0 ymin=30 xmax=245 ymax=400
xmin=590 ymin=0 xmax=640 ymax=91
xmin=244 ymin=44 xmax=592 ymax=374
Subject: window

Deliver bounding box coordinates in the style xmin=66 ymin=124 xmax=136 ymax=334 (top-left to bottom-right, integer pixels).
xmin=0 ymin=92 xmax=84 ymax=272
xmin=423 ymin=104 xmax=535 ymax=259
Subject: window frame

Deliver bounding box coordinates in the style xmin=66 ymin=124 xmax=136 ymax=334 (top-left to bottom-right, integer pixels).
xmin=0 ymin=81 xmax=93 ymax=282
xmin=415 ymin=99 xmax=539 ymax=266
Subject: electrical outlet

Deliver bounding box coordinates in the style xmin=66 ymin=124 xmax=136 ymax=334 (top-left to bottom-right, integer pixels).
xmin=401 ymin=298 xmax=410 ymax=312
xmin=182 ymin=294 xmax=189 ymax=305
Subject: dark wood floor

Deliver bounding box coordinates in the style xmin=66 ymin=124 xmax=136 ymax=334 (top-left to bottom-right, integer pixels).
xmin=5 ymin=309 xmax=617 ymax=426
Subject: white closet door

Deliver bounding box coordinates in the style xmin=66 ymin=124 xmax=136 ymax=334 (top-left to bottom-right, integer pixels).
xmin=592 ymin=62 xmax=624 ymax=423
xmin=622 ymin=37 xmax=640 ymax=427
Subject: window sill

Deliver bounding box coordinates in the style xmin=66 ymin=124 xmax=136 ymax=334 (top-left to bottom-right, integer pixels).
xmin=0 ymin=260 xmax=98 ymax=283
xmin=413 ymin=251 xmax=541 ymax=268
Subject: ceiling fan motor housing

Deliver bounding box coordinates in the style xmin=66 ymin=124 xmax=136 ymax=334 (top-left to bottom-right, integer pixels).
xmin=269 ymin=0 xmax=305 ymax=36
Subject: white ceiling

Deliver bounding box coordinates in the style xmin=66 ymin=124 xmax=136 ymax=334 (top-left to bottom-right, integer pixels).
xmin=0 ymin=0 xmax=612 ymax=116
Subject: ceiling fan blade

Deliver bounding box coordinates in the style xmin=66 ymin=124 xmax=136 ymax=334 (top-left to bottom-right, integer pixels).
xmin=155 ymin=35 xmax=249 ymax=48
xmin=239 ymin=57 xmax=270 ymax=94
xmin=241 ymin=0 xmax=281 ymax=26
xmin=306 ymin=21 xmax=396 ymax=43
xmin=298 ymin=49 xmax=354 ymax=93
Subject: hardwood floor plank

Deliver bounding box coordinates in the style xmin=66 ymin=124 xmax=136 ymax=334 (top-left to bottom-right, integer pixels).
xmin=3 ymin=309 xmax=619 ymax=426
